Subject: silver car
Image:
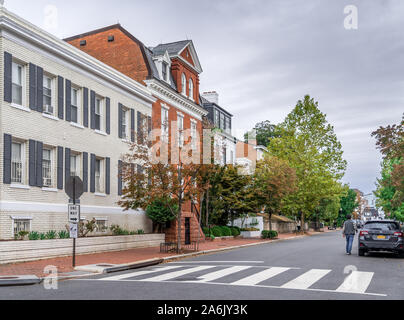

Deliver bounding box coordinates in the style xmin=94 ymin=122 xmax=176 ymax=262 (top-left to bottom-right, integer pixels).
xmin=358 ymin=220 xmax=404 ymax=257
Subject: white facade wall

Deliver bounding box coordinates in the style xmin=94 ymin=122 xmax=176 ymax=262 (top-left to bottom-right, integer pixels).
xmin=0 ymin=8 xmax=156 ymax=239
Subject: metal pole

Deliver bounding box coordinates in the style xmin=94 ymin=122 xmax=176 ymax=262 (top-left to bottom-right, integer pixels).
xmin=72 ymin=177 xmax=76 ymax=268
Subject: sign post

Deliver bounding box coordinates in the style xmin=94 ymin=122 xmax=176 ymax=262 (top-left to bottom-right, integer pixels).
xmin=65 ymin=176 xmax=84 ymax=268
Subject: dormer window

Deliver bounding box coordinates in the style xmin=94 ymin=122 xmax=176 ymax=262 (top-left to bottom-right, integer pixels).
xmin=189 ymin=78 xmax=194 ymax=101
xmin=181 ymin=73 xmax=187 ymax=96
xmin=162 ymin=62 xmax=168 ymax=82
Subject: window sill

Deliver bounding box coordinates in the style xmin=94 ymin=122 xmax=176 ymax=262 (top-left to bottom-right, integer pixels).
xmin=94 ymin=192 xmax=107 ymax=197
xmin=10 ymin=103 xmax=30 ymax=113
xmin=42 ymin=113 xmax=59 ymax=121
xmin=95 ymin=130 xmax=107 ymax=136
xmin=10 ymin=184 xmax=30 ymax=190
xmin=71 ymin=122 xmax=85 ymax=130
xmin=42 ymin=187 xmax=58 ymax=193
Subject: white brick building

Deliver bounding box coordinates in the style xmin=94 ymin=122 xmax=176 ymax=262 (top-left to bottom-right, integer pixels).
xmin=0 ymin=7 xmax=157 ymax=239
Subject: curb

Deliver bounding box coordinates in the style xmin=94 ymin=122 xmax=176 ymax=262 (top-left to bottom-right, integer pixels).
xmin=0 ymin=275 xmax=42 ymax=286
xmin=74 ymin=258 xmax=164 ymax=274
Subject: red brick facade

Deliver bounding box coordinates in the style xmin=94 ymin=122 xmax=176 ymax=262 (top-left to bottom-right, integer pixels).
xmin=66 ymin=25 xmax=205 ymax=244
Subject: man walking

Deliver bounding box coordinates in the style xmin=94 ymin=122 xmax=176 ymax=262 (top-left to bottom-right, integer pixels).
xmin=342 ymin=215 xmax=356 ymax=255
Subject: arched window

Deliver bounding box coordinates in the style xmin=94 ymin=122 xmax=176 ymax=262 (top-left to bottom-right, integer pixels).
xmin=189 ymin=78 xmax=194 ymax=100
xmin=181 ymin=73 xmax=186 ymax=95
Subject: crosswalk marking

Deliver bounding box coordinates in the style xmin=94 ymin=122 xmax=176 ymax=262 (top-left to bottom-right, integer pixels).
xmin=231 ymin=267 xmax=290 ymax=286
xmin=141 ymin=265 xmax=216 ymax=282
xmin=281 ymin=269 xmax=332 ymax=289
xmin=193 ymin=266 xmax=252 ymax=283
xmin=102 ymin=266 xmax=183 ymax=281
xmin=336 ymin=271 xmax=374 ymax=294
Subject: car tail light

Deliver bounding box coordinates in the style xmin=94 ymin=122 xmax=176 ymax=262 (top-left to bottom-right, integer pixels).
xmin=360 ymin=230 xmax=368 ymax=236
xmin=394 ymin=232 xmax=403 ymax=238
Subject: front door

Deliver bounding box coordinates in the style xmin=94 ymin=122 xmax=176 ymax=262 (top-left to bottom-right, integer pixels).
xmin=185 ymin=218 xmax=191 ymax=245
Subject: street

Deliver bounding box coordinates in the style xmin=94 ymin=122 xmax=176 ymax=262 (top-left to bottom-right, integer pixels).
xmin=1 ymin=231 xmax=404 ymax=300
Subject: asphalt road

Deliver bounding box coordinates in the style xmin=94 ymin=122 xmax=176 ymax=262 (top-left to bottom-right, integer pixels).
xmin=2 ymin=230 xmax=404 ymax=300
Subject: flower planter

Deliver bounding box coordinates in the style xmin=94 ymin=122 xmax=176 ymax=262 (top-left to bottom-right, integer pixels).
xmin=240 ymin=231 xmax=261 ymax=238
xmin=0 ymin=234 xmax=165 ymax=265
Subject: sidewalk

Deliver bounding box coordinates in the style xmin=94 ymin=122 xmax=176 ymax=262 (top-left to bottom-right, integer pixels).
xmin=0 ymin=230 xmax=335 ymax=278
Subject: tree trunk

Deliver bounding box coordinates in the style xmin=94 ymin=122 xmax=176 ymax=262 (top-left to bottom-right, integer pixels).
xmin=205 ymin=187 xmax=209 ymax=227
xmin=301 ymin=212 xmax=305 ymax=234
xmin=177 ymin=201 xmax=182 ymax=253
xmin=269 ymin=212 xmax=272 ymax=231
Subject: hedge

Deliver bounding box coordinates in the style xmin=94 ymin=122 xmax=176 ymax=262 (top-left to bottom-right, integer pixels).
xmin=231 ymin=227 xmax=240 ymax=236
xmin=261 ymin=230 xmax=278 ymax=239
xmin=220 ymin=226 xmax=232 ymax=237
xmin=211 ymin=226 xmax=223 ymax=237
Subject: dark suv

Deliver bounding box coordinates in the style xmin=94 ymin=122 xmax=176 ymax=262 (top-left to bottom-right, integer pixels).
xmin=358 ymin=220 xmax=404 ymax=257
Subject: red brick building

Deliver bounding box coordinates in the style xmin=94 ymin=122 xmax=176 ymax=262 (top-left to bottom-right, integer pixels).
xmin=65 ymin=25 xmax=208 ymax=244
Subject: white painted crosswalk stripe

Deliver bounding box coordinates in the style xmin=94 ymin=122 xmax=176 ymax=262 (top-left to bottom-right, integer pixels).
xmin=336 ymin=271 xmax=374 ymax=294
xmin=102 ymin=266 xmax=183 ymax=281
xmin=141 ymin=265 xmax=216 ymax=282
xmin=281 ymin=269 xmax=332 ymax=289
xmin=231 ymin=267 xmax=290 ymax=286
xmin=193 ymin=266 xmax=252 ymax=283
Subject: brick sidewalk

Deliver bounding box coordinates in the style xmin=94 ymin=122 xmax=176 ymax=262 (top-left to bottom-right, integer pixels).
xmin=0 ymin=230 xmax=335 ymax=277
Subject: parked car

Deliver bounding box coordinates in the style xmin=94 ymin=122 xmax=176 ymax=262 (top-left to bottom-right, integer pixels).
xmin=358 ymin=220 xmax=404 ymax=257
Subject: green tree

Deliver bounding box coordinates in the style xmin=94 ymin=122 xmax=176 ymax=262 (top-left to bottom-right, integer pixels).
xmin=268 ymin=95 xmax=347 ymax=231
xmin=254 ymin=155 xmax=297 ymax=230
xmin=146 ymin=198 xmax=178 ymax=233
xmin=337 ymin=188 xmax=359 ymax=227
xmin=374 ymin=158 xmax=404 ymax=221
xmin=244 ymin=120 xmax=278 ymax=146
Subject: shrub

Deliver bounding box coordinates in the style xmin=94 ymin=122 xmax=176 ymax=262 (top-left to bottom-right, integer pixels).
xmin=46 ymin=230 xmax=57 ymax=240
xmin=261 ymin=230 xmax=278 ymax=239
xmin=202 ymin=227 xmax=210 ymax=236
xmin=220 ymin=226 xmax=232 ymax=237
xmin=240 ymin=227 xmax=260 ymax=232
xmin=28 ymin=231 xmax=40 ymax=241
xmin=15 ymin=231 xmax=29 ymax=240
xmin=209 ymin=234 xmax=215 ymax=240
xmin=137 ymin=229 xmax=145 ymax=235
xmin=58 ymin=230 xmax=70 ymax=239
xmin=211 ymin=226 xmax=223 ymax=237
xmin=39 ymin=233 xmax=47 ymax=240
xmin=231 ymin=227 xmax=240 ymax=237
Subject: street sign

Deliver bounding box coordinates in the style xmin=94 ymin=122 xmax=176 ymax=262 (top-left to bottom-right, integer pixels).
xmin=65 ymin=176 xmax=84 ymax=201
xmin=68 ymin=204 xmax=80 ymax=223
xmin=69 ymin=223 xmax=78 ymax=239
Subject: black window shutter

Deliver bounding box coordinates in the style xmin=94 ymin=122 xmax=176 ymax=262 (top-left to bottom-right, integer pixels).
xmin=90 ymin=154 xmax=96 ymax=193
xmin=57 ymin=76 xmax=64 ymax=120
xmin=106 ymin=97 xmax=111 ymax=135
xmin=65 ymin=80 xmax=71 ymax=122
xmin=28 ymin=140 xmax=37 ymax=186
xmin=83 ymin=88 xmax=89 ymax=128
xmin=65 ymin=148 xmax=71 ymax=186
xmin=57 ymin=147 xmax=64 ymax=190
xmin=29 ymin=63 xmax=37 ymax=110
xmin=90 ymin=91 xmax=96 ymax=129
xmin=118 ymin=103 xmax=123 ymax=139
xmin=82 ymin=152 xmax=88 ymax=192
xmin=131 ymin=109 xmax=135 ymax=142
xmin=118 ymin=160 xmax=122 ymax=196
xmin=36 ymin=66 xmax=43 ymax=112
xmin=137 ymin=111 xmax=143 ymax=144
xmin=105 ymin=157 xmax=110 ymax=195
xmin=3 ymin=134 xmax=12 ymax=184
xmin=36 ymin=141 xmax=43 ymax=187
xmin=4 ymin=52 xmax=12 ymax=103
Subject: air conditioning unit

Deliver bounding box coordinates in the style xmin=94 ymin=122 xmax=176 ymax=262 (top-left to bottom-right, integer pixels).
xmin=43 ymin=105 xmax=54 ymax=115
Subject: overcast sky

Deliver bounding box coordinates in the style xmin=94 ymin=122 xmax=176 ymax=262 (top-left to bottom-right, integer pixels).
xmin=5 ymin=0 xmax=403 ymax=200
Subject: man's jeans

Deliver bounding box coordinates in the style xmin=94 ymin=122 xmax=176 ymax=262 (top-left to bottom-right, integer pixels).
xmin=346 ymin=234 xmax=355 ymax=254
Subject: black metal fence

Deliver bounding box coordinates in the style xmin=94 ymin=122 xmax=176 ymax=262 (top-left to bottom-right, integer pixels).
xmin=160 ymin=241 xmax=199 ymax=253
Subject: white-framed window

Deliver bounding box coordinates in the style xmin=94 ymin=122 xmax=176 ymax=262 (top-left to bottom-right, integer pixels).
xmin=71 ymin=87 xmax=81 ymax=124
xmin=95 ymin=97 xmax=103 ymax=131
xmin=11 ymin=142 xmax=24 ymax=184
xmin=214 ymin=109 xmax=219 ymax=128
xmin=191 ymin=121 xmax=197 ymax=150
xmin=95 ymin=218 xmax=108 ymax=233
xmin=95 ymin=158 xmax=103 ymax=193
xmin=43 ymin=75 xmax=54 ymax=114
xmin=70 ymin=153 xmax=80 ymax=178
xmin=161 ymin=106 xmax=169 ymax=142
xmin=121 ymin=107 xmax=129 ymax=140
xmin=13 ymin=219 xmax=31 ymax=237
xmin=42 ymin=148 xmax=53 ymax=187
xmin=177 ymin=114 xmax=184 ymax=147
xmin=225 ymin=116 xmax=231 ymax=134
xmin=181 ymin=73 xmax=187 ymax=96
xmin=162 ymin=62 xmax=169 ymax=82
xmin=12 ymin=62 xmax=24 ymax=106
xmin=189 ymin=78 xmax=194 ymax=100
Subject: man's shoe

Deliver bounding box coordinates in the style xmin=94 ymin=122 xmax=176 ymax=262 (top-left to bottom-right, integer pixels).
xmin=346 ymin=253 xmax=350 ymax=255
